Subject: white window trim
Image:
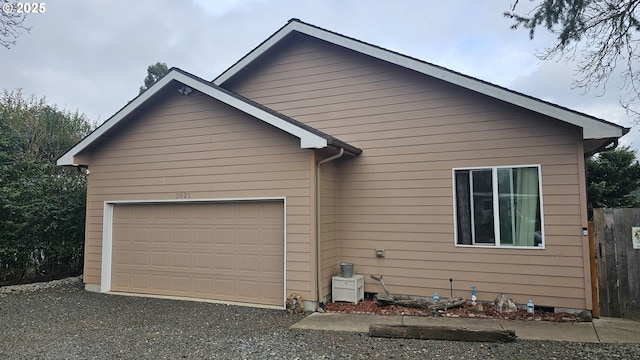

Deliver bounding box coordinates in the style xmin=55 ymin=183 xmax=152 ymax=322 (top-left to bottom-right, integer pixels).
xmin=452 ymin=165 xmax=545 ymax=249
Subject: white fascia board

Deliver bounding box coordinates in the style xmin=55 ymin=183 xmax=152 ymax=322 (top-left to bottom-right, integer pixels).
xmin=215 ymin=21 xmax=624 ymax=140
xmin=57 ymin=70 xmax=327 ymax=166
xmin=170 ymin=72 xmax=327 ymax=149
xmin=56 ymin=74 xmax=177 ymax=166
xmin=214 ymin=24 xmax=293 ymax=86
xmin=300 ymin=25 xmax=626 ymax=139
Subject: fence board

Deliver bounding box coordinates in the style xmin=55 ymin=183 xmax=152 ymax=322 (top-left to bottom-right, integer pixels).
xmin=594 ymin=210 xmax=610 ymax=316
xmin=627 ymin=211 xmax=640 ymax=319
xmin=593 ymin=208 xmax=640 ymax=320
xmin=588 ymin=221 xmax=599 ymax=318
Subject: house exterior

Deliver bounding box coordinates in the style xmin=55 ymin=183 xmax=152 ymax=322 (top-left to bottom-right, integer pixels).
xmin=58 ymin=19 xmax=628 ymax=312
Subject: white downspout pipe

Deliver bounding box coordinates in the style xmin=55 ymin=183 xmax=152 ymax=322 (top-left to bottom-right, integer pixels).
xmin=316 ymin=147 xmax=344 ymax=310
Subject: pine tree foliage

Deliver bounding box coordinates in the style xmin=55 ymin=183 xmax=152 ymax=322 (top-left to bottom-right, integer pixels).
xmin=586 ymin=146 xmax=640 ymax=211
xmin=139 ymin=62 xmax=169 ymax=94
xmin=506 ymin=0 xmax=640 ymax=121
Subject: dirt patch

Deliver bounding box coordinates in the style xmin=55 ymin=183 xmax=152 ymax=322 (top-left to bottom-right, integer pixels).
xmin=325 ymin=300 xmax=581 ymax=322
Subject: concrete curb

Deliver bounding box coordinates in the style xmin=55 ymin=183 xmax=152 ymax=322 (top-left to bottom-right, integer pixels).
xmin=290 ymin=313 xmax=640 ymax=343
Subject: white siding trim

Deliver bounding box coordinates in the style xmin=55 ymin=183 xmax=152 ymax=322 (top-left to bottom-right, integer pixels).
xmin=214 ymin=20 xmax=626 ymax=140
xmin=99 ymin=196 xmax=287 ymax=308
xmin=282 ymin=197 xmax=287 ymax=308
xmin=100 ymin=203 xmax=113 ymax=293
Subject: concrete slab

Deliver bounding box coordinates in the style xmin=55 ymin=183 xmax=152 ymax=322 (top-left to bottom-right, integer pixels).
xmin=593 ymin=317 xmax=640 ymax=344
xmin=291 ymin=313 xmax=640 ymax=344
xmin=497 ymin=319 xmax=599 ymax=343
xmin=290 ymin=313 xmax=402 ymax=332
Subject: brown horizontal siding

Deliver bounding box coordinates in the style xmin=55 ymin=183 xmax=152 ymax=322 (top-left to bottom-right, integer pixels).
xmin=91 ymin=147 xmax=304 ymax=167
xmin=319 ymin=160 xmax=339 ymax=300
xmin=92 ymin=137 xmax=302 ymax=160
xmin=83 ymin=91 xmax=316 ymax=300
xmin=88 ymin=181 xmax=311 ymax=196
xmin=225 ymin=35 xmax=589 ymax=309
xmin=90 ymin=162 xmax=310 ymax=181
xmin=89 ymin=170 xmax=310 ymax=188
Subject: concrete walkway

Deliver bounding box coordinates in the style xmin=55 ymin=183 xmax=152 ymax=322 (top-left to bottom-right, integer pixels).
xmin=291 ymin=313 xmax=640 ymax=343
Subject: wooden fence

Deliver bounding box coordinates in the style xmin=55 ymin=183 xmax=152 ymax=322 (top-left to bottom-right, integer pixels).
xmin=592 ymin=208 xmax=640 ymax=320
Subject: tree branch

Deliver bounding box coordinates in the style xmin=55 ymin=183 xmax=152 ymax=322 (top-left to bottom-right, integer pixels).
xmin=506 ymin=0 xmax=640 ymax=122
xmin=1 ymin=0 xmax=31 ymax=49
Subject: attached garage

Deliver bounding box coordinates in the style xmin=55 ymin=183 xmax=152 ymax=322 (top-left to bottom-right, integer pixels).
xmin=56 ymin=66 xmax=360 ymax=310
xmin=104 ymin=200 xmax=285 ymax=307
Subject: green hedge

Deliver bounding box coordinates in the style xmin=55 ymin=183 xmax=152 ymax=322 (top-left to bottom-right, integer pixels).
xmin=0 ymin=91 xmax=91 ymax=284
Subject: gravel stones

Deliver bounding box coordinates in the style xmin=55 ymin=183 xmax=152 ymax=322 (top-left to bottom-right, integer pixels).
xmin=1 ymin=280 xmax=639 ymax=359
xmin=0 ymin=276 xmax=82 ymax=295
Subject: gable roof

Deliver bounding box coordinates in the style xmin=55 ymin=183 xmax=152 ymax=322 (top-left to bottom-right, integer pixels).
xmin=214 ymin=18 xmax=629 ymax=143
xmin=57 ymin=68 xmax=361 ymax=166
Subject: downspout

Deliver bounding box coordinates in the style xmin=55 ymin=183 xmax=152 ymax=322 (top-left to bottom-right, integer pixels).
xmin=316 ymin=147 xmax=344 ymax=310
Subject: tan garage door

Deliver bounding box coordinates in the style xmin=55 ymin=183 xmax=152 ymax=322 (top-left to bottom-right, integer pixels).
xmin=110 ymin=201 xmax=284 ymax=306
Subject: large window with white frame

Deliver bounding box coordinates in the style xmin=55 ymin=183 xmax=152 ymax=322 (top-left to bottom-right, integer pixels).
xmin=453 ymin=165 xmax=544 ymax=248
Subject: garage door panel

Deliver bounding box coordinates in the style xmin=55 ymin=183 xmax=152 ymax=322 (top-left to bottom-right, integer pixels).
xmin=261 ymin=255 xmax=284 ymax=273
xmin=113 ymin=250 xmax=131 ymax=265
xmin=152 ymin=275 xmax=170 ymax=290
xmin=237 ymin=255 xmax=258 ymax=271
xmin=261 ymin=287 xmax=282 ymax=304
xmin=132 ymin=273 xmax=151 ymax=289
xmin=152 ymin=228 xmax=171 ymax=243
xmin=173 ymin=206 xmax=193 ymax=219
xmin=237 ymin=229 xmax=258 ymax=245
xmin=237 ymin=281 xmax=257 ymax=297
xmin=192 ymin=277 xmax=212 ymax=293
xmin=193 ymin=206 xmax=213 ymax=219
xmin=215 ymin=253 xmax=234 ymax=271
xmin=152 ymin=206 xmax=171 ymax=219
xmin=111 ymin=271 xmax=130 ymax=288
xmin=111 ymin=201 xmax=284 ymax=306
xmin=193 ymin=228 xmax=212 ymax=244
xmin=192 ymin=253 xmax=212 ymax=269
xmin=215 ymin=229 xmax=235 ymax=244
xmin=171 ymin=276 xmax=191 ymax=292
xmin=215 ymin=279 xmax=235 ymax=296
xmin=172 ymin=228 xmax=191 ymax=243
xmin=132 ymin=251 xmax=150 ymax=266
xmin=172 ymin=252 xmax=191 ymax=268
xmin=115 ymin=206 xmax=135 ymax=219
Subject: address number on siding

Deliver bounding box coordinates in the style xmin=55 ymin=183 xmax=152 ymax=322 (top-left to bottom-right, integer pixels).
xmin=176 ymin=192 xmax=191 ymax=199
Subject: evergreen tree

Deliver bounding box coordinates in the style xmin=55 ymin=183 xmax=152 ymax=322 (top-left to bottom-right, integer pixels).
xmin=139 ymin=62 xmax=169 ymax=94
xmin=506 ymin=0 xmax=640 ymax=121
xmin=587 ymin=146 xmax=640 ymax=211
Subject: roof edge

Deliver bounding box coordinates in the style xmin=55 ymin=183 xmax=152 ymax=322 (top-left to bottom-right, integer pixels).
xmin=213 ymin=18 xmax=627 ymax=140
xmin=58 ymin=67 xmax=360 ymax=166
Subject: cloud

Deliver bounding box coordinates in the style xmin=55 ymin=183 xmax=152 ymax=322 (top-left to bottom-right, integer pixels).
xmin=191 ymin=0 xmax=268 ymax=17
xmin=0 ymin=0 xmax=635 ymax=153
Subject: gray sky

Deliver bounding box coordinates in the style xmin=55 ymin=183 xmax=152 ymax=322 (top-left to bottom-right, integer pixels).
xmin=2 ymin=0 xmax=637 ymax=151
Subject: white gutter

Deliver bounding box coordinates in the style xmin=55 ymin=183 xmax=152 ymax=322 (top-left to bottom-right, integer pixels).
xmin=316 ymin=147 xmax=344 ymax=310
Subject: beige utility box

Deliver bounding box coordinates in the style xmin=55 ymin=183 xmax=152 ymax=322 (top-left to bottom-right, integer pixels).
xmin=332 ymin=274 xmax=364 ymax=304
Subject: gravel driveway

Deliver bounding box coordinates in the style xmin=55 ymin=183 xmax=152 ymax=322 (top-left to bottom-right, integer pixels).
xmin=1 ymin=280 xmax=639 ymax=359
